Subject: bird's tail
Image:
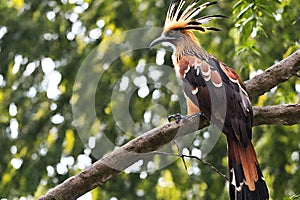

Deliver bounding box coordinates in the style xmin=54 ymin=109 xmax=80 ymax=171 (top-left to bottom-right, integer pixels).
xmin=227 ymin=135 xmax=269 ymax=200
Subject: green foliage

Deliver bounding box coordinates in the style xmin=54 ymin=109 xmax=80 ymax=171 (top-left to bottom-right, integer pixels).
xmin=0 ymin=0 xmax=299 ymax=199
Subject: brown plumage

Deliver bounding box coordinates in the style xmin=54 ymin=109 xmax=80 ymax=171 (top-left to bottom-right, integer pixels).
xmin=150 ymin=1 xmax=269 ymax=199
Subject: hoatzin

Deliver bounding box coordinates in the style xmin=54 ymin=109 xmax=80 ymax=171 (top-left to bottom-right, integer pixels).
xmin=150 ymin=0 xmax=269 ymax=199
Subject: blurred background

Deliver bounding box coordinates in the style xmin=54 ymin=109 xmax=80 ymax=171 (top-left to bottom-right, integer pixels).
xmin=0 ymin=0 xmax=299 ymax=199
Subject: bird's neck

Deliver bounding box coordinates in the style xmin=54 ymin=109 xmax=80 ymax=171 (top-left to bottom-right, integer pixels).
xmin=172 ymin=33 xmax=208 ymax=64
xmin=171 ymin=31 xmax=209 ymax=78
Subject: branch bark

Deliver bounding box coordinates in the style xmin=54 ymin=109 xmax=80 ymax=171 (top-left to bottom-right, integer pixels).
xmin=39 ymin=50 xmax=300 ymax=200
xmin=253 ymin=104 xmax=300 ymax=126
xmin=245 ymin=49 xmax=300 ymax=99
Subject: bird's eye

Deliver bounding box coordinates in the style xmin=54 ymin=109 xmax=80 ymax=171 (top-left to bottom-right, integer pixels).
xmin=166 ymin=30 xmax=176 ymax=37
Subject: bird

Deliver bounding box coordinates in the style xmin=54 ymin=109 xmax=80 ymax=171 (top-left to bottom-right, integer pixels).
xmin=149 ymin=0 xmax=269 ymax=199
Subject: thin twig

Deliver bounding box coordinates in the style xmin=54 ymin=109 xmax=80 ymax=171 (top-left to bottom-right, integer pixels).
xmin=181 ymin=154 xmax=228 ymax=181
xmin=174 ymin=140 xmax=189 ymax=171
xmin=153 ymin=151 xmax=228 ymax=181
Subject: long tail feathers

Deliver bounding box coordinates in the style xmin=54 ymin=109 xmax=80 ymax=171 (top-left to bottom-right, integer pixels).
xmin=227 ymin=136 xmax=269 ymax=200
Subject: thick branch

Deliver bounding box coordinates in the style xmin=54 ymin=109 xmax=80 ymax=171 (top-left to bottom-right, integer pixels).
xmin=39 ymin=104 xmax=300 ymax=200
xmin=39 ymin=115 xmax=209 ymax=200
xmin=253 ymin=104 xmax=300 ymax=126
xmin=245 ymin=49 xmax=300 ymax=99
xmin=39 ymin=50 xmax=300 ymax=200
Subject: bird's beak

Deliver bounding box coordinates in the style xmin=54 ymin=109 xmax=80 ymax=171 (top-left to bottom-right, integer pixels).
xmin=149 ymin=35 xmax=167 ymax=49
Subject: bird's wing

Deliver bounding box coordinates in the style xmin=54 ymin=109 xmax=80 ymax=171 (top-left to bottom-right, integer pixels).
xmin=176 ymin=54 xmax=253 ymax=147
xmin=176 ymin=54 xmax=270 ymax=199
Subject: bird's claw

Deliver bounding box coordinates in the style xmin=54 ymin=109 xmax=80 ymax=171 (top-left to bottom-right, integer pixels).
xmin=168 ymin=113 xmax=189 ymax=123
xmin=168 ymin=112 xmax=204 ymax=123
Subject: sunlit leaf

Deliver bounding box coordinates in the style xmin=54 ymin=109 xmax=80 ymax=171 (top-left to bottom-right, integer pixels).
xmin=63 ymin=129 xmax=75 ymax=155
xmin=235 ymin=3 xmax=254 ymax=20
xmin=10 ymin=0 xmax=24 ymax=10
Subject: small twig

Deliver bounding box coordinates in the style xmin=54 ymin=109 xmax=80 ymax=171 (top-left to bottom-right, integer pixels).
xmin=181 ymin=154 xmax=228 ymax=181
xmin=180 ymin=154 xmax=188 ymax=171
xmin=174 ymin=140 xmax=188 ymax=171
xmin=153 ymin=151 xmax=228 ymax=181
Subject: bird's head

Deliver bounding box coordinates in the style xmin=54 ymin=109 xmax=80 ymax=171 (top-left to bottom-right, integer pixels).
xmin=150 ymin=0 xmax=226 ymax=49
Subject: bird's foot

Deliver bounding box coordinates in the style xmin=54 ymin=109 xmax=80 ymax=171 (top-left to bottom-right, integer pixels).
xmin=168 ymin=113 xmax=188 ymax=123
xmin=168 ymin=112 xmax=204 ymax=124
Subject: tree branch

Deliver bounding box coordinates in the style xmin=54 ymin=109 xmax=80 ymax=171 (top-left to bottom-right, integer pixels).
xmin=245 ymin=49 xmax=300 ymax=99
xmin=253 ymin=104 xmax=300 ymax=126
xmin=39 ymin=50 xmax=300 ymax=200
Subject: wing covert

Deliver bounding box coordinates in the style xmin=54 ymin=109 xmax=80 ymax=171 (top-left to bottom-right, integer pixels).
xmin=177 ymin=54 xmax=253 ymax=147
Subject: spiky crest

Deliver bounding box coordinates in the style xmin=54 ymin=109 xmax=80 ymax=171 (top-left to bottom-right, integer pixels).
xmin=164 ymin=0 xmax=226 ymax=32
